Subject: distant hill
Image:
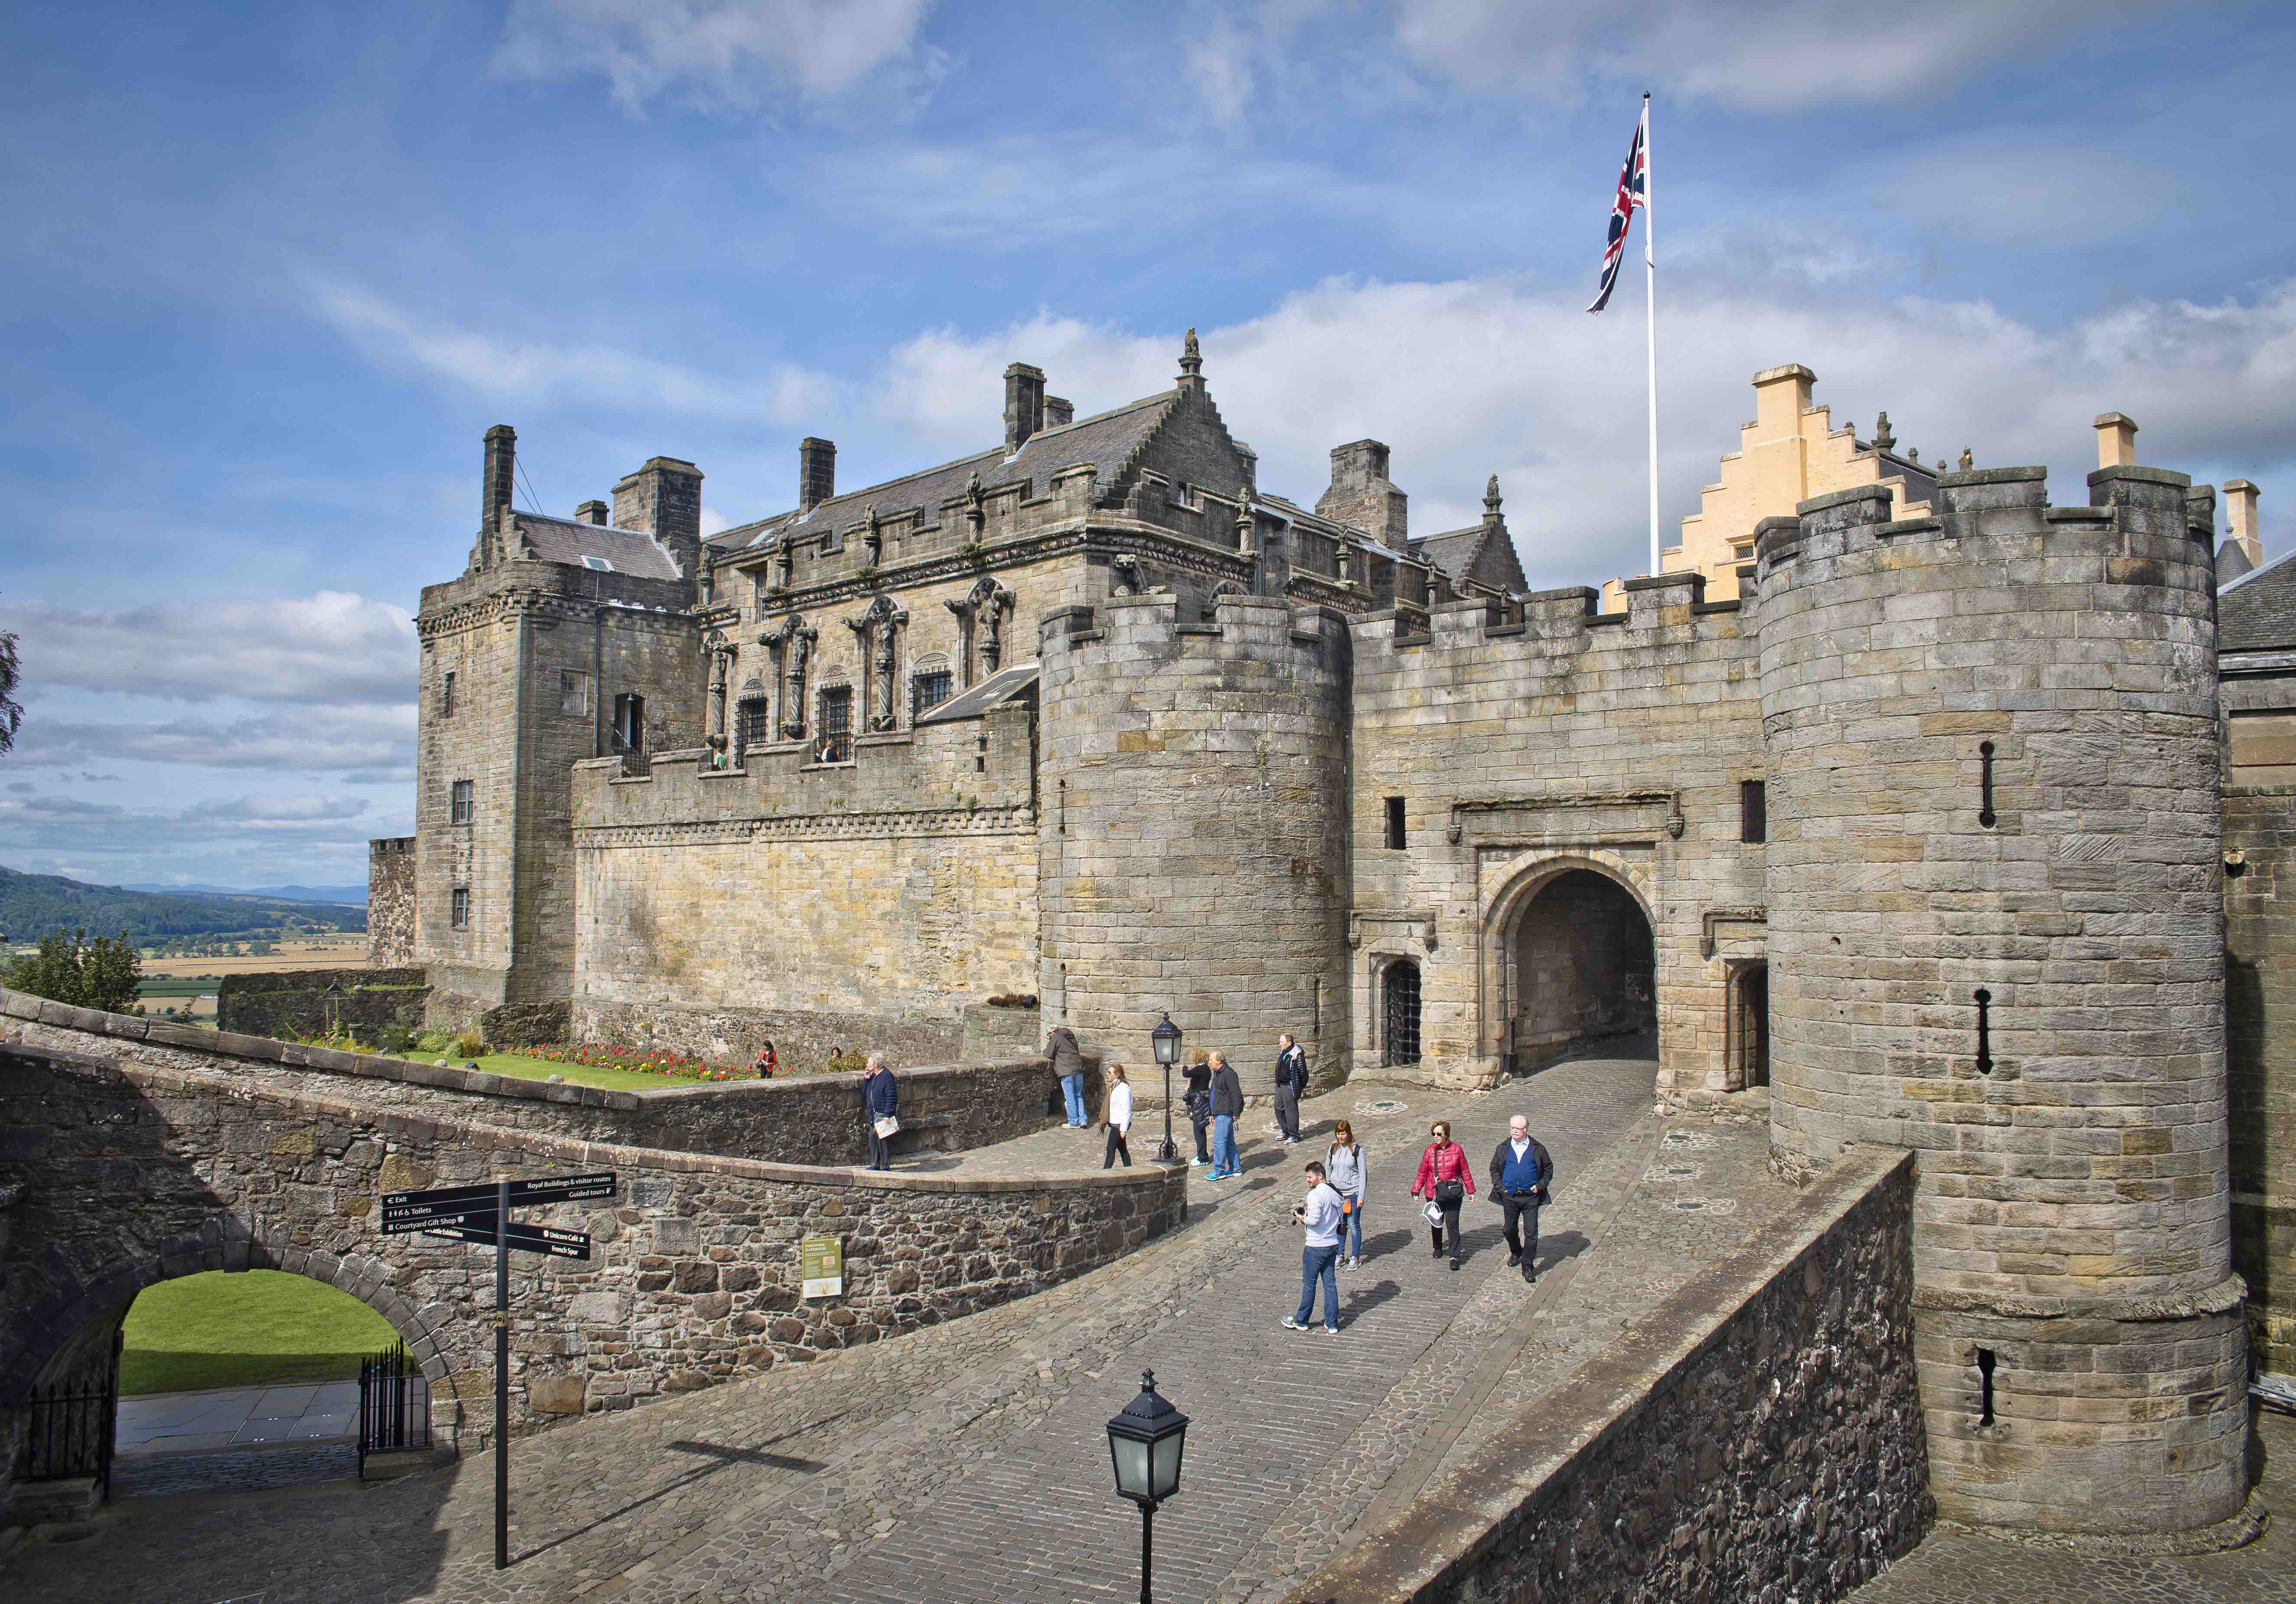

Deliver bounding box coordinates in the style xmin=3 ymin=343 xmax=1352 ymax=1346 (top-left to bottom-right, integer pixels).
xmin=124 ymin=881 xmax=369 ymax=906
xmin=0 ymin=866 xmax=366 ymax=947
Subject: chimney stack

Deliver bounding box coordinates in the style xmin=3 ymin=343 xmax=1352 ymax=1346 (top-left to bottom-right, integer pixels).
xmin=1316 ymin=438 xmax=1411 ymax=551
xmin=575 ymin=500 xmax=608 ymax=526
xmin=1005 ymin=363 xmax=1046 ymax=454
xmin=2225 ymin=478 xmax=2264 ymax=570
xmin=612 ymin=455 xmax=705 ymax=588
xmin=2094 ymin=411 xmax=2139 ymax=469
xmin=1043 ymin=396 xmax=1074 ymax=430
xmin=799 ymin=437 xmax=837 ymax=511
xmin=483 ymin=424 xmax=516 ymax=532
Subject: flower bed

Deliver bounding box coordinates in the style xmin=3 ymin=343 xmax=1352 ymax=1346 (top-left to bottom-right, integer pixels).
xmin=520 ymin=1043 xmax=742 ymax=1082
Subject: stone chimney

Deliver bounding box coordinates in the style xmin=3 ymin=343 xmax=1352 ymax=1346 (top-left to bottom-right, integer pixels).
xmin=483 ymin=424 xmax=516 ymax=533
xmin=1005 ymin=364 xmax=1046 ymax=453
xmin=575 ymin=500 xmax=608 ymax=526
xmin=1751 ymin=364 xmax=1817 ymax=440
xmin=612 ymin=456 xmax=704 ymax=583
xmin=2225 ymin=478 xmax=2263 ymax=570
xmin=1316 ymin=439 xmax=1410 ymax=551
xmin=1043 ymin=396 xmax=1074 ymax=429
xmin=799 ymin=437 xmax=836 ymax=511
xmin=2094 ymin=411 xmax=2139 ymax=469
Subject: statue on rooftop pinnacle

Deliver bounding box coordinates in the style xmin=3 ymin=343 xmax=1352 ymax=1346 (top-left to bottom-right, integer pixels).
xmin=1180 ymin=327 xmax=1202 ymax=380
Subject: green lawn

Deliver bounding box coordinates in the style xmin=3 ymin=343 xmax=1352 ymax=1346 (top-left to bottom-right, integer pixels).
xmin=121 ymin=1270 xmax=400 ymax=1395
xmin=459 ymin=1050 xmax=722 ymax=1092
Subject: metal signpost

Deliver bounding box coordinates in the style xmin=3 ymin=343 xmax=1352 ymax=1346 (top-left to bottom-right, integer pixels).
xmin=379 ymin=1170 xmax=617 ymax=1570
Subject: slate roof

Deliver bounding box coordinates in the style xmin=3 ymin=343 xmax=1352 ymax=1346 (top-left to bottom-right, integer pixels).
xmin=1412 ymin=520 xmax=1527 ymax=595
xmin=915 ymin=663 xmax=1040 ymax=725
xmin=512 ymin=512 xmax=683 ymax=580
xmin=2220 ymin=547 xmax=2296 ymax=653
xmin=709 ymin=391 xmax=1180 ymax=560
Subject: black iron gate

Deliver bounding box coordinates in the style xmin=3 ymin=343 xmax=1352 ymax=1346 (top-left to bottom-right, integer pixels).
xmin=357 ymin=1341 xmax=431 ymax=1472
xmin=24 ymin=1369 xmax=118 ymax=1487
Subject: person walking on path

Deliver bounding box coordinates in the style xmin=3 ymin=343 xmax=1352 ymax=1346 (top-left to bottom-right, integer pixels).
xmin=1282 ymin=1159 xmax=1346 ymax=1333
xmin=752 ymin=1039 xmax=777 ymax=1079
xmin=1047 ymin=1025 xmax=1087 ymax=1129
xmin=1410 ymin=1119 xmax=1475 ymax=1270
xmin=861 ymin=1055 xmax=898 ymax=1171
xmin=1273 ymin=1032 xmax=1307 ymax=1143
xmin=1182 ymin=1049 xmax=1214 ymax=1166
xmin=1102 ymin=1065 xmax=1135 ymax=1169
xmin=1207 ymin=1050 xmax=1244 ymax=1179
xmin=1489 ymin=1115 xmax=1553 ymax=1283
xmin=1324 ymin=1120 xmax=1367 ymax=1268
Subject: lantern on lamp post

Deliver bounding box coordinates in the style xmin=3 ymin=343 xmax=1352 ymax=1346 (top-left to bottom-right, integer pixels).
xmin=1150 ymin=1012 xmax=1182 ymax=1163
xmin=1106 ymin=1370 xmax=1189 ymax=1604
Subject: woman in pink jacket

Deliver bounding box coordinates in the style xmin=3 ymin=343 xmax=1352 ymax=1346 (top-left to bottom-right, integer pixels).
xmin=1410 ymin=1119 xmax=1476 ymax=1270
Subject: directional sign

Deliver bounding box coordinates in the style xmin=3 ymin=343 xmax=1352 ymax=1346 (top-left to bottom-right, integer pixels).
xmin=380 ymin=1202 xmax=499 ymax=1234
xmin=419 ymin=1220 xmax=592 ymax=1260
xmin=383 ymin=1181 xmax=503 ymax=1211
xmin=504 ymin=1172 xmax=616 ymax=1205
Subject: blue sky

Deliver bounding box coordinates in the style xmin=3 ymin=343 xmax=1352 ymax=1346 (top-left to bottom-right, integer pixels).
xmin=3 ymin=0 xmax=2292 ymax=888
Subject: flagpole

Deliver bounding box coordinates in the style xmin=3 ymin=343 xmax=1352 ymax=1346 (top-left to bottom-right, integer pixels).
xmin=1642 ymin=91 xmax=1659 ymax=579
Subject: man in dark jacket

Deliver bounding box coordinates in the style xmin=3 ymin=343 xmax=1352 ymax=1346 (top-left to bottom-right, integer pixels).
xmin=1273 ymin=1033 xmax=1307 ymax=1144
xmin=862 ymin=1055 xmax=899 ymax=1171
xmin=1489 ymin=1115 xmax=1552 ymax=1282
xmin=1047 ymin=1026 xmax=1086 ymax=1128
xmin=1207 ymin=1050 xmax=1244 ymax=1179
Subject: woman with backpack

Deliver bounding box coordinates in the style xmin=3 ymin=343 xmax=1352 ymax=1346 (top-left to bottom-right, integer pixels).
xmin=1324 ymin=1120 xmax=1368 ymax=1268
xmin=1410 ymin=1119 xmax=1475 ymax=1270
xmin=1102 ymin=1064 xmax=1135 ymax=1169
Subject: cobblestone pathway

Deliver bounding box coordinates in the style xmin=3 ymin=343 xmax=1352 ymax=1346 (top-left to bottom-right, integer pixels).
xmin=7 ymin=1050 xmax=1817 ymax=1604
xmin=1846 ymin=1408 xmax=2294 ymax=1604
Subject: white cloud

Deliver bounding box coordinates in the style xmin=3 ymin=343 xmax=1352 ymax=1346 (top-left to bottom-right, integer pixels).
xmin=0 ymin=790 xmax=384 ymax=880
xmin=0 ymin=591 xmax=415 ymax=706
xmin=311 ymin=283 xmax=833 ymax=423
xmin=10 ymin=704 xmax=415 ymax=773
xmin=880 ymin=273 xmax=2296 ymax=588
xmin=1393 ymin=0 xmax=2172 ymax=111
xmin=493 ymin=0 xmax=943 ymax=115
xmin=1186 ymin=15 xmax=1256 ymax=127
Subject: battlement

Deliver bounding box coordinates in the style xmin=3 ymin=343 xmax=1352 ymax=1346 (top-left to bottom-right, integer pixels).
xmin=1352 ymin=566 xmax=1745 ymax=662
xmin=1038 ymin=590 xmax=1348 ymax=673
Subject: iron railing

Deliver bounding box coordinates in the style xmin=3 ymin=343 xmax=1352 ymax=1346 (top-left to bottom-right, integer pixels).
xmin=24 ymin=1370 xmax=117 ymax=1487
xmin=357 ymin=1342 xmax=430 ymax=1472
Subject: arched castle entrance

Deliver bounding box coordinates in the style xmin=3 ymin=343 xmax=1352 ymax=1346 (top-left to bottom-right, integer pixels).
xmin=1483 ymin=859 xmax=1657 ymax=1072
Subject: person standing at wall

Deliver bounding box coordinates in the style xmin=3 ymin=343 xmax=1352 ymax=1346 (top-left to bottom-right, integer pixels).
xmin=1281 ymin=1159 xmax=1346 ymax=1334
xmin=1488 ymin=1115 xmax=1552 ymax=1284
xmin=1047 ymin=1024 xmax=1087 ymax=1129
xmin=1324 ymin=1120 xmax=1367 ymax=1268
xmin=1182 ymin=1048 xmax=1214 ymax=1166
xmin=861 ymin=1055 xmax=899 ymax=1171
xmin=1410 ymin=1119 xmax=1475 ymax=1270
xmin=1207 ymin=1050 xmax=1244 ymax=1180
xmin=753 ymin=1039 xmax=777 ymax=1079
xmin=1273 ymin=1032 xmax=1307 ymax=1144
xmin=1102 ymin=1064 xmax=1135 ymax=1169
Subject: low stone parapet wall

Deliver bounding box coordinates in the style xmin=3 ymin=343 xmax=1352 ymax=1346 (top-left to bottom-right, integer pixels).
xmin=1284 ymin=1146 xmax=1926 ymax=1604
xmin=1 ymin=987 xmax=1091 ymax=1167
xmin=214 ymin=967 xmax=431 ymax=1040
xmin=1 ymin=1040 xmax=1184 ymax=1519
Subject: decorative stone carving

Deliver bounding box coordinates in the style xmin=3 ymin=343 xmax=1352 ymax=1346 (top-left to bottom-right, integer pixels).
xmin=946 ymin=575 xmax=1013 ymax=683
xmin=764 ymin=614 xmax=817 ymax=738
xmin=862 ymin=503 xmax=883 ymax=569
xmin=1874 ymin=410 xmax=1896 ymax=452
xmin=845 ymin=594 xmax=908 ymax=733
xmin=703 ymin=630 xmax=735 ymax=763
xmin=963 ymin=471 xmax=986 ymax=549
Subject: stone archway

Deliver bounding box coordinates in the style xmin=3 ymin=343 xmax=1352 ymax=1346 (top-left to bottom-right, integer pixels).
xmin=1485 ymin=860 xmax=1657 ymax=1073
xmin=1727 ymin=961 xmax=1770 ymax=1090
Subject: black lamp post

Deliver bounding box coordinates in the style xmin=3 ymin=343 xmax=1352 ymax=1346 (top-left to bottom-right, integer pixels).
xmin=1150 ymin=1013 xmax=1182 ymax=1163
xmin=1106 ymin=1370 xmax=1189 ymax=1604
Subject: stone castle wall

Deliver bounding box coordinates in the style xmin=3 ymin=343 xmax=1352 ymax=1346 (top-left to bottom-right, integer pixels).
xmin=1346 ymin=577 xmax=1767 ymax=1091
xmin=2223 ymin=782 xmax=2296 ymax=1378
xmin=367 ymin=836 xmax=416 ymax=966
xmin=1755 ymin=467 xmax=2244 ymax=1534
xmin=1284 ymin=1148 xmax=1926 ymax=1604
xmin=214 ymin=968 xmax=430 ymax=1041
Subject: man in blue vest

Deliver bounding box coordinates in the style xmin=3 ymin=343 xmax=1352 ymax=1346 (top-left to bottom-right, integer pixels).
xmin=1489 ymin=1115 xmax=1552 ymax=1284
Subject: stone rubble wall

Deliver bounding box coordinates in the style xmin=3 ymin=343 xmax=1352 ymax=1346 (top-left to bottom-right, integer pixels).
xmin=1282 ymin=1147 xmax=1926 ymax=1604
xmin=214 ymin=968 xmax=431 ymax=1041
xmin=0 ymin=988 xmax=1089 ymax=1169
xmin=0 ymin=1039 xmax=1182 ymax=1521
xmin=367 ymin=836 xmax=416 ymax=968
xmin=2220 ymin=782 xmax=2296 ymax=1378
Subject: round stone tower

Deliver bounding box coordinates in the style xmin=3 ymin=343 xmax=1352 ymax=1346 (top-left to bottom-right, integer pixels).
xmin=1036 ymin=591 xmax=1353 ymax=1080
xmin=1754 ymin=465 xmax=2247 ymax=1535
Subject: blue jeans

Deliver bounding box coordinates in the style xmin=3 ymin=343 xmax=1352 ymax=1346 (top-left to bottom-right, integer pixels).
xmin=1339 ymin=1196 xmax=1364 ymax=1257
xmin=1211 ymin=1114 xmax=1239 ymax=1176
xmin=1060 ymin=1074 xmax=1086 ymax=1126
xmin=1295 ymin=1242 xmax=1340 ymax=1328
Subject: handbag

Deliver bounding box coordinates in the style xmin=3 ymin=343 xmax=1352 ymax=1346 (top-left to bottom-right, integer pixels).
xmin=873 ymin=1115 xmax=900 ymax=1139
xmin=1434 ymin=1179 xmax=1465 ymax=1207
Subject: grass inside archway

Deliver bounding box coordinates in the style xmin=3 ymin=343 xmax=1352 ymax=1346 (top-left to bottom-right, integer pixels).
xmin=120 ymin=1269 xmax=399 ymax=1395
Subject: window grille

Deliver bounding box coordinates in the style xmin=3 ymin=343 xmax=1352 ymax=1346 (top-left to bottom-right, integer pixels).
xmin=560 ymin=670 xmax=590 ymax=716
xmin=450 ymin=887 xmax=470 ymax=929
xmin=912 ymin=669 xmax=953 ymax=720
xmin=450 ymin=780 xmax=473 ymax=826
xmin=441 ymin=670 xmax=456 ymax=718
xmin=1382 ymin=961 xmax=1422 ymax=1067
xmin=739 ymin=699 xmax=771 ymax=752
xmin=817 ymin=684 xmax=852 ymax=763
xmin=1740 ymin=779 xmax=1766 ymax=844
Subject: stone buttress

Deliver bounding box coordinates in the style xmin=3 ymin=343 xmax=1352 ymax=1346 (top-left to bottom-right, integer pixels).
xmin=1754 ymin=467 xmax=2246 ymax=1534
xmin=1035 ymin=591 xmax=1353 ymax=1077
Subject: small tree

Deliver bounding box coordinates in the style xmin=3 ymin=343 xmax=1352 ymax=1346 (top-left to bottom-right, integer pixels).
xmin=0 ymin=620 xmax=20 ymax=754
xmin=2 ymin=928 xmax=145 ymax=1014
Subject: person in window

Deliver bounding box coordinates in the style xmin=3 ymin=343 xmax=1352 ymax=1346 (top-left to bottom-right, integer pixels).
xmin=1410 ymin=1119 xmax=1476 ymax=1270
xmin=861 ymin=1055 xmax=898 ymax=1170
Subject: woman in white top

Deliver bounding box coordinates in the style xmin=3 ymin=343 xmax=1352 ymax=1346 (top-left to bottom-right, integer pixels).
xmin=1324 ymin=1120 xmax=1367 ymax=1267
xmin=1102 ymin=1064 xmax=1134 ymax=1169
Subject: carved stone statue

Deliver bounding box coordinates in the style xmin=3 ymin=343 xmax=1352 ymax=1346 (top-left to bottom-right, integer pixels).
xmin=964 ymin=471 xmax=986 ymax=543
xmin=863 ymin=503 xmax=883 ymax=568
xmin=704 ymin=630 xmax=733 ymax=762
xmin=771 ymin=616 xmax=814 ymax=739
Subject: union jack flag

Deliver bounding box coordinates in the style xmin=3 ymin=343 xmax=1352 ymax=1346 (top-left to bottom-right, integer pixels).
xmin=1586 ymin=104 xmax=1648 ymax=314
